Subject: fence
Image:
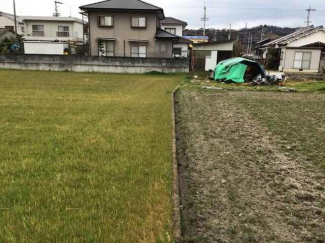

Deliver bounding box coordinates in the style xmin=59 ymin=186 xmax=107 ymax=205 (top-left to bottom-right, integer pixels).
xmin=0 ymin=54 xmax=190 ymax=73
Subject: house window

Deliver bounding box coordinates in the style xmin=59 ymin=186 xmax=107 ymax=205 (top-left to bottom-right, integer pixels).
xmin=105 ymin=41 xmax=115 ymax=56
xmin=98 ymin=40 xmax=115 ymax=56
xmin=173 ymin=48 xmax=182 ymax=56
xmin=294 ymin=52 xmax=311 ymax=69
xmin=160 ymin=44 xmax=167 ymax=53
xmin=57 ymin=26 xmax=69 ymax=37
xmin=32 ymin=25 xmax=44 ymax=37
xmin=5 ymin=26 xmax=14 ymax=31
xmin=98 ymin=16 xmax=113 ymax=27
xmin=131 ymin=43 xmax=147 ymax=57
xmin=165 ymin=28 xmax=176 ymax=35
xmin=131 ymin=17 xmax=146 ymax=28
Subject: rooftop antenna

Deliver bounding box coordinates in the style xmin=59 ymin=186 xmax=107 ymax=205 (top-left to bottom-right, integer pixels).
xmin=201 ymin=2 xmax=209 ymax=39
xmin=305 ymin=5 xmax=316 ymax=26
xmin=228 ymin=24 xmax=232 ymax=40
xmin=53 ymin=1 xmax=63 ymax=17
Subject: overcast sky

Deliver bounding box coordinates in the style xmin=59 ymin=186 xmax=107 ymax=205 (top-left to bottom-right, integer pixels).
xmin=2 ymin=0 xmax=325 ymax=29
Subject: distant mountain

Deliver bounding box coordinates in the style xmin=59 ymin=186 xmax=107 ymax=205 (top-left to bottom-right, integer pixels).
xmin=183 ymin=25 xmax=299 ymax=43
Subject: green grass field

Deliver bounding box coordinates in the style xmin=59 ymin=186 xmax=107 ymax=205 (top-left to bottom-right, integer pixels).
xmin=0 ymin=70 xmax=182 ymax=242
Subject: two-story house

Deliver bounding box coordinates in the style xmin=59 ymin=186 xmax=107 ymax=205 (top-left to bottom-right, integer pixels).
xmin=79 ymin=0 xmax=180 ymax=58
xmin=20 ymin=16 xmax=85 ymax=55
xmin=160 ymin=17 xmax=190 ymax=57
xmin=22 ymin=16 xmax=84 ymax=42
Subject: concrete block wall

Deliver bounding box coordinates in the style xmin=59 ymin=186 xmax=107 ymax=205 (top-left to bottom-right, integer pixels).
xmin=0 ymin=55 xmax=190 ymax=73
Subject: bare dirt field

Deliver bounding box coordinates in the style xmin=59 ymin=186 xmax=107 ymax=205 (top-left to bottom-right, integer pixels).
xmin=175 ymin=89 xmax=325 ymax=243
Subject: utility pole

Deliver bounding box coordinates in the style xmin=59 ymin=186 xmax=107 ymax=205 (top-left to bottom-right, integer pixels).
xmin=245 ymin=23 xmax=248 ymax=54
xmin=201 ymin=2 xmax=209 ymax=39
xmin=228 ymin=24 xmax=232 ymax=40
xmin=261 ymin=26 xmax=264 ymax=41
xmin=13 ymin=0 xmax=18 ymax=42
xmin=305 ymin=5 xmax=316 ymax=26
xmin=53 ymin=1 xmax=63 ymax=17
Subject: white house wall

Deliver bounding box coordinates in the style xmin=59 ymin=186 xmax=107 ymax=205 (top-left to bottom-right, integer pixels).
xmin=24 ymin=20 xmax=83 ymax=42
xmin=160 ymin=24 xmax=183 ymax=36
xmin=205 ymin=51 xmax=218 ymax=71
xmin=287 ymin=31 xmax=325 ymax=47
xmin=73 ymin=22 xmax=84 ymax=39
xmin=283 ymin=48 xmax=321 ymax=72
xmin=173 ymin=43 xmax=188 ymax=57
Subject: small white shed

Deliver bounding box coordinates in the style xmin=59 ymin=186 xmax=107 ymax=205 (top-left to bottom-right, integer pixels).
xmin=192 ymin=41 xmax=234 ymax=71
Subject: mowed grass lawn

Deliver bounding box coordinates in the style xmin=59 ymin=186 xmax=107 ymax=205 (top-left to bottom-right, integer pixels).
xmin=0 ymin=70 xmax=182 ymax=242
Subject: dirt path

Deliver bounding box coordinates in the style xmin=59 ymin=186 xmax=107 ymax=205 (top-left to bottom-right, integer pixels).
xmin=176 ymin=89 xmax=325 ymax=243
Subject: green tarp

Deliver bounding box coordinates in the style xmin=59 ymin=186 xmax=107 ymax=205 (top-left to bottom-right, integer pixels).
xmin=214 ymin=57 xmax=266 ymax=83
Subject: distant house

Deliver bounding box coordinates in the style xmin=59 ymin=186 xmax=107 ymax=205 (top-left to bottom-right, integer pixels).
xmin=263 ymin=26 xmax=325 ymax=73
xmin=183 ymin=36 xmax=209 ymax=44
xmin=0 ymin=28 xmax=15 ymax=41
xmin=20 ymin=16 xmax=85 ymax=55
xmin=22 ymin=16 xmax=84 ymax=42
xmin=0 ymin=11 xmax=24 ymax=34
xmin=254 ymin=33 xmax=280 ymax=58
xmin=80 ymin=0 xmax=182 ymax=58
xmin=160 ymin=17 xmax=190 ymax=57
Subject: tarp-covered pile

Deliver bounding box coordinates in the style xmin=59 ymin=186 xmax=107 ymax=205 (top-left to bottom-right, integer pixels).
xmin=214 ymin=57 xmax=285 ymax=85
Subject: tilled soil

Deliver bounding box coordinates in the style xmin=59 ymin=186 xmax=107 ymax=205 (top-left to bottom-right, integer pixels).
xmin=175 ymin=89 xmax=325 ymax=243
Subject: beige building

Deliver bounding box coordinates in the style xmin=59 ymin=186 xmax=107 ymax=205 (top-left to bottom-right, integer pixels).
xmin=264 ymin=26 xmax=325 ymax=73
xmin=22 ymin=16 xmax=84 ymax=42
xmin=80 ymin=0 xmax=181 ymax=58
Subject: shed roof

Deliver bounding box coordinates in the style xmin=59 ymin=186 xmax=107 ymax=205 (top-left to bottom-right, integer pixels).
xmin=264 ymin=25 xmax=325 ymax=47
xmin=183 ymin=36 xmax=209 ymax=40
xmin=160 ymin=17 xmax=187 ymax=27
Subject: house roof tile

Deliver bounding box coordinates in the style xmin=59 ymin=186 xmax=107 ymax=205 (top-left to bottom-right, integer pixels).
xmin=264 ymin=25 xmax=325 ymax=47
xmin=160 ymin=17 xmax=187 ymax=27
xmin=80 ymin=0 xmax=162 ymax=11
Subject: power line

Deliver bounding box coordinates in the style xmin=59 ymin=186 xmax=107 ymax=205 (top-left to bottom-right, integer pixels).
xmin=170 ymin=5 xmax=325 ymax=12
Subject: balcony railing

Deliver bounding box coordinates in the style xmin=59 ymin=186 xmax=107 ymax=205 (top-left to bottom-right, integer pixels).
xmin=32 ymin=31 xmax=45 ymax=37
xmin=57 ymin=32 xmax=70 ymax=37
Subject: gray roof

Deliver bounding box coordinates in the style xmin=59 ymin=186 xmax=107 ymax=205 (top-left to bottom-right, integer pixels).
xmin=155 ymin=28 xmax=179 ymax=39
xmin=80 ymin=0 xmax=164 ymax=19
xmin=80 ymin=0 xmax=162 ymax=11
xmin=160 ymin=17 xmax=187 ymax=27
xmin=264 ymin=25 xmax=325 ymax=47
xmin=21 ymin=16 xmax=83 ymax=24
xmin=0 ymin=11 xmax=24 ymax=23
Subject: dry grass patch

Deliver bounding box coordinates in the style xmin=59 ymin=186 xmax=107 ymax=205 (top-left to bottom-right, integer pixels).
xmin=0 ymin=70 xmax=183 ymax=242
